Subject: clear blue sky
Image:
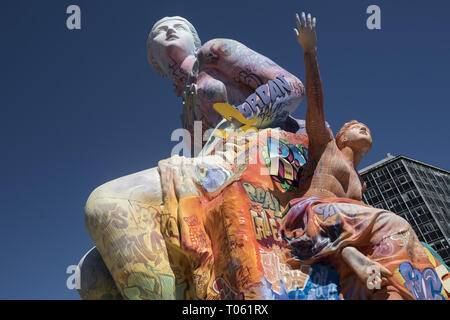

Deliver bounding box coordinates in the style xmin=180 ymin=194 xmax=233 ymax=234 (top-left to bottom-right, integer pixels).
xmin=1 ymin=0 xmax=449 ymax=299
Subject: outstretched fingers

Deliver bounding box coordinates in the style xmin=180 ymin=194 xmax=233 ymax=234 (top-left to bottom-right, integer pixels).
xmin=294 ymin=11 xmax=318 ymax=51
xmin=296 ymin=12 xmax=316 ymax=30
xmin=296 ymin=13 xmax=302 ymax=30
xmin=301 ymin=12 xmax=307 ymax=29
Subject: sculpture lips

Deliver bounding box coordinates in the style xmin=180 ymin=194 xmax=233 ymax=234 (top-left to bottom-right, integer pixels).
xmin=166 ymin=34 xmax=179 ymax=40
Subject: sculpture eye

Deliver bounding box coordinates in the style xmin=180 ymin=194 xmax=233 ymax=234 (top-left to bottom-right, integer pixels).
xmin=155 ymin=27 xmax=166 ymax=35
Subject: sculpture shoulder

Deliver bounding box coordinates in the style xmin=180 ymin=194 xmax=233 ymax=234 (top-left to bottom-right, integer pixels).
xmin=199 ymin=38 xmax=246 ymax=55
xmin=198 ymin=38 xmax=248 ymax=68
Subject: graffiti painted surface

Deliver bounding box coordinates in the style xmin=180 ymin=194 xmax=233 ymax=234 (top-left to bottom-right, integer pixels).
xmin=80 ymin=14 xmax=450 ymax=300
xmin=262 ymin=137 xmax=307 ymax=191
xmin=280 ymin=197 xmax=450 ymax=300
xmin=156 ymin=128 xmax=331 ymax=300
xmin=398 ymin=263 xmax=445 ymax=300
xmin=83 ymin=123 xmax=450 ymax=300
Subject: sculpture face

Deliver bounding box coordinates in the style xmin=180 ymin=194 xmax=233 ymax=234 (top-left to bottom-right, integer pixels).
xmin=338 ymin=122 xmax=372 ymax=155
xmin=149 ymin=19 xmax=197 ymax=77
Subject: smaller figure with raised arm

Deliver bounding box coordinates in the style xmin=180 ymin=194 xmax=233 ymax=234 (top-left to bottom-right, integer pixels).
xmin=280 ymin=12 xmax=449 ymax=300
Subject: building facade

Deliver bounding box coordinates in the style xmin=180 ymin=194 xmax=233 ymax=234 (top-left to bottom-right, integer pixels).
xmin=359 ymin=154 xmax=450 ymax=265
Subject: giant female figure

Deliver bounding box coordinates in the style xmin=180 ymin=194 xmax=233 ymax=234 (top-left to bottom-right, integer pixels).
xmin=81 ymin=16 xmax=312 ymax=300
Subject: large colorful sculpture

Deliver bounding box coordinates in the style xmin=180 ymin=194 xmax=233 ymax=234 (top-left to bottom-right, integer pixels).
xmin=77 ymin=12 xmax=449 ymax=300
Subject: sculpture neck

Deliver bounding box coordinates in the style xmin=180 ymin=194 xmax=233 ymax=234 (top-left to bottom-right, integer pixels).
xmin=340 ymin=146 xmax=364 ymax=170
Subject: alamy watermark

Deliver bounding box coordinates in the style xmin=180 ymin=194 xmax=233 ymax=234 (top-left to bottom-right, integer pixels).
xmin=66 ymin=5 xmax=81 ymax=30
xmin=65 ymin=5 xmax=381 ymax=32
xmin=367 ymin=5 xmax=381 ymax=30
xmin=66 ymin=264 xmax=81 ymax=290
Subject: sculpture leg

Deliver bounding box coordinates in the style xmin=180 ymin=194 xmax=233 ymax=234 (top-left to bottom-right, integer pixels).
xmin=341 ymin=210 xmax=448 ymax=300
xmin=282 ymin=199 xmax=449 ymax=299
xmin=84 ymin=167 xmax=176 ymax=300
xmin=368 ymin=211 xmax=448 ymax=300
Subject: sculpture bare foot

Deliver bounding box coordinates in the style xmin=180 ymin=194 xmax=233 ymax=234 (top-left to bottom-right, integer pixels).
xmin=342 ymin=246 xmax=393 ymax=290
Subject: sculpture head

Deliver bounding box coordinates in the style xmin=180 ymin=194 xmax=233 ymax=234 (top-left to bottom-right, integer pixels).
xmin=146 ymin=16 xmax=201 ymax=79
xmin=336 ymin=120 xmax=372 ymax=157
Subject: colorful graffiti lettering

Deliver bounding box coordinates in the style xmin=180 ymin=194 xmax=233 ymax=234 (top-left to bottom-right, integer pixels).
xmin=398 ymin=262 xmax=445 ymax=300
xmin=261 ymin=264 xmax=340 ymax=300
xmin=313 ymin=202 xmax=364 ymax=221
xmin=261 ymin=276 xmax=290 ymax=299
xmin=421 ymin=243 xmax=450 ymax=294
xmin=313 ymin=203 xmax=340 ymax=221
xmin=183 ymin=215 xmax=208 ymax=250
xmin=242 ymin=183 xmax=281 ymax=214
xmin=288 ymin=264 xmax=341 ymax=300
xmin=260 ymin=249 xmax=311 ymax=293
xmin=250 ymin=209 xmax=282 ymax=248
xmin=262 ymin=137 xmax=307 ymax=191
xmin=110 ymin=232 xmax=166 ymax=269
xmin=240 ymin=76 xmax=292 ymax=119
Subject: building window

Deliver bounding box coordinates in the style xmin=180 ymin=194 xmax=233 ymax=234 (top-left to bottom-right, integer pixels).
xmin=405 ymin=190 xmax=417 ymax=201
xmin=389 ymin=197 xmax=406 ymax=212
xmin=414 ymin=206 xmax=425 ymax=216
xmin=367 ymin=189 xmax=377 ymax=198
xmin=389 ymin=198 xmax=399 ymax=210
xmin=372 ymin=171 xmax=381 ymax=178
xmin=382 ymin=183 xmax=392 ymax=191
xmin=392 ymin=162 xmax=399 ymax=169
xmin=422 ymin=223 xmax=435 ymax=234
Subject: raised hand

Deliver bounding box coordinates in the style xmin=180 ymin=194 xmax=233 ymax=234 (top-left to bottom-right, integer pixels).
xmin=294 ymin=12 xmax=317 ymax=54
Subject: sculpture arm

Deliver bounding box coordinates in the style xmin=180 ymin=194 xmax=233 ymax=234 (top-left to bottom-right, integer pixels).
xmin=295 ymin=12 xmax=333 ymax=145
xmin=199 ymin=39 xmax=305 ymax=128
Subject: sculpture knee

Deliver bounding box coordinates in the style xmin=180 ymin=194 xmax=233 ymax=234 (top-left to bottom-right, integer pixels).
xmin=374 ymin=211 xmax=415 ymax=243
xmin=385 ymin=212 xmax=411 ymax=229
xmin=84 ymin=168 xmax=163 ymax=240
xmin=84 ymin=184 xmax=113 ymax=239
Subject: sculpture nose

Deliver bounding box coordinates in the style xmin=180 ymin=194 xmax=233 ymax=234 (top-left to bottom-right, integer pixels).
xmin=166 ymin=28 xmax=178 ymax=40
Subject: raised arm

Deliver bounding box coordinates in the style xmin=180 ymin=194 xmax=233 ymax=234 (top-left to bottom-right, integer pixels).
xmin=198 ymin=38 xmax=305 ymax=128
xmin=294 ymin=12 xmax=333 ymax=145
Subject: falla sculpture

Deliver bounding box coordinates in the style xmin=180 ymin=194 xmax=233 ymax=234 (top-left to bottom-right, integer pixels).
xmin=77 ymin=12 xmax=450 ymax=300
